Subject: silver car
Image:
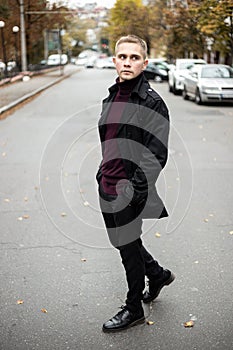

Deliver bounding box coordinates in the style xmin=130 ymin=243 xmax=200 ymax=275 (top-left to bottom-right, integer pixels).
xmin=183 ymin=64 xmax=233 ymax=104
xmin=168 ymin=58 xmax=206 ymax=94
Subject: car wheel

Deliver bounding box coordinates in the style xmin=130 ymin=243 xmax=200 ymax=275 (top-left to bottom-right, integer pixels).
xmin=195 ymin=88 xmax=202 ymax=105
xmin=173 ymin=82 xmax=179 ymax=95
xmin=183 ymin=86 xmax=189 ymax=100
xmin=154 ymin=75 xmax=162 ymax=83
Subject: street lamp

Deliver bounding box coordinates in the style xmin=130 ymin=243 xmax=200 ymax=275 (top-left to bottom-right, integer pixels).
xmin=0 ymin=20 xmax=7 ymax=77
xmin=12 ymin=25 xmax=20 ymax=71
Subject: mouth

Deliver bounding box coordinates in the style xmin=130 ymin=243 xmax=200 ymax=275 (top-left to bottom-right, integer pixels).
xmin=121 ymin=70 xmax=133 ymax=74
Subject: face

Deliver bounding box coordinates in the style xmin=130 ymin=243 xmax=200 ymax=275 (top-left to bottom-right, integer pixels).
xmin=113 ymin=42 xmax=148 ymax=82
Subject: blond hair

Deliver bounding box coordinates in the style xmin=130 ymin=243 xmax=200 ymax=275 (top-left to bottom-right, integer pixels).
xmin=115 ymin=35 xmax=148 ymax=59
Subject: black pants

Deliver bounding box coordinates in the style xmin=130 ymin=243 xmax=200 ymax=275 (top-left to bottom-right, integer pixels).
xmin=99 ymin=185 xmax=163 ymax=312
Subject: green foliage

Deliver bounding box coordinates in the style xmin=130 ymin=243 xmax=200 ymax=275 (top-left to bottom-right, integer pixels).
xmin=108 ymin=0 xmax=150 ymax=53
xmin=106 ymin=0 xmax=232 ymax=63
xmin=0 ymin=0 xmax=10 ymax=19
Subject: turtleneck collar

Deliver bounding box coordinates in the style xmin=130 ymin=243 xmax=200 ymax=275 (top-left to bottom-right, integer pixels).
xmin=116 ymin=73 xmax=143 ymax=95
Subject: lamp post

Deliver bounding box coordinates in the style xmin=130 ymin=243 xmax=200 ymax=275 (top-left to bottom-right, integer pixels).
xmin=19 ymin=0 xmax=27 ymax=72
xmin=0 ymin=20 xmax=7 ymax=77
xmin=12 ymin=26 xmax=20 ymax=71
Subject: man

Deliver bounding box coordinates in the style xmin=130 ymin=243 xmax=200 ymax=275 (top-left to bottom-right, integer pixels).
xmin=96 ymin=35 xmax=175 ymax=332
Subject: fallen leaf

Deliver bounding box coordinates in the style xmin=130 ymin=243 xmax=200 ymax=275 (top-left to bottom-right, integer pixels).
xmin=184 ymin=320 xmax=194 ymax=328
xmin=155 ymin=232 xmax=161 ymax=238
xmin=41 ymin=308 xmax=48 ymax=313
xmin=23 ymin=215 xmax=29 ymax=219
xmin=204 ymin=218 xmax=209 ymax=223
xmin=17 ymin=299 xmax=24 ymax=305
xmin=81 ymin=258 xmax=87 ymax=262
xmin=194 ymin=260 xmax=199 ymax=264
xmin=4 ymin=198 xmax=10 ymax=202
xmin=2 ymin=152 xmax=6 ymax=157
xmin=17 ymin=217 xmax=23 ymax=221
xmin=61 ymin=212 xmax=67 ymax=217
xmin=79 ymin=189 xmax=84 ymax=193
xmin=24 ymin=197 xmax=28 ymax=202
xmin=146 ymin=320 xmax=155 ymax=325
xmin=83 ymin=201 xmax=89 ymax=206
xmin=229 ymin=230 xmax=233 ymax=235
xmin=209 ymin=213 xmax=214 ymax=217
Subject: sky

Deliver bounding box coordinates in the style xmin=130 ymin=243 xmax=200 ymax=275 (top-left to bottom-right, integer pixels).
xmin=67 ymin=0 xmax=116 ymax=8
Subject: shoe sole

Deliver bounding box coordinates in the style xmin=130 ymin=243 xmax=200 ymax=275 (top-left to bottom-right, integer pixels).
xmin=102 ymin=316 xmax=145 ymax=333
xmin=143 ymin=272 xmax=176 ymax=304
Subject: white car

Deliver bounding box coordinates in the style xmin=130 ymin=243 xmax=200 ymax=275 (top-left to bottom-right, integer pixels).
xmin=168 ymin=58 xmax=206 ymax=94
xmin=183 ymin=64 xmax=233 ymax=104
xmin=47 ymin=54 xmax=68 ymax=65
xmin=95 ymin=57 xmax=115 ymax=69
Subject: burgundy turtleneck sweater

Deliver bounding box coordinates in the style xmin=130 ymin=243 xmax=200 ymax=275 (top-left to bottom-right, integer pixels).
xmin=101 ymin=74 xmax=141 ymax=195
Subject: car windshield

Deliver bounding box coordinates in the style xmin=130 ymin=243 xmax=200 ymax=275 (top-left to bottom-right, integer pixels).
xmin=201 ymin=66 xmax=233 ymax=78
xmin=178 ymin=61 xmax=205 ymax=70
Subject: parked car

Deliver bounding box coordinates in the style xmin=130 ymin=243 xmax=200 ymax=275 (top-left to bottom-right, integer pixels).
xmin=95 ymin=57 xmax=115 ymax=69
xmin=85 ymin=55 xmax=97 ymax=68
xmin=149 ymin=58 xmax=174 ymax=70
xmin=168 ymin=58 xmax=206 ymax=94
xmin=144 ymin=62 xmax=168 ymax=82
xmin=182 ymin=64 xmax=233 ymax=104
xmin=47 ymin=54 xmax=68 ymax=65
xmin=75 ymin=50 xmax=98 ymax=66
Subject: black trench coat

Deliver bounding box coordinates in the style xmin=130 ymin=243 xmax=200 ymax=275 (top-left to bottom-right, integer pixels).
xmin=96 ymin=73 xmax=170 ymax=219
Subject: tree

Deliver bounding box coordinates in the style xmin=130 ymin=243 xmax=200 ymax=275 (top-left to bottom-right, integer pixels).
xmin=0 ymin=0 xmax=70 ymax=66
xmin=107 ymin=0 xmax=151 ymax=54
xmin=193 ymin=0 xmax=233 ymax=64
xmin=164 ymin=0 xmax=205 ymax=59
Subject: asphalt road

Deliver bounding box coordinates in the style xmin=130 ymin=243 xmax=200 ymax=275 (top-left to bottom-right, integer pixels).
xmin=0 ymin=68 xmax=233 ymax=350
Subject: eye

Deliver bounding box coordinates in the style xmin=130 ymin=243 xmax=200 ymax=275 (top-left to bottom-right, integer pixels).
xmin=119 ymin=55 xmax=126 ymax=60
xmin=132 ymin=55 xmax=140 ymax=61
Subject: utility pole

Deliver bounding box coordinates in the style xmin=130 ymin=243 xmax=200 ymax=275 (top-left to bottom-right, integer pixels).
xmin=20 ymin=0 xmax=27 ymax=72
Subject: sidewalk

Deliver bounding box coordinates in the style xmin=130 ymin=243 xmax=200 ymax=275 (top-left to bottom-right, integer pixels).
xmin=0 ymin=64 xmax=80 ymax=117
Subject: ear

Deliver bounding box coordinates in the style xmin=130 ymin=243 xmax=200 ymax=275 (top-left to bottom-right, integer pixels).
xmin=142 ymin=59 xmax=148 ymax=70
xmin=113 ymin=56 xmax=116 ymax=65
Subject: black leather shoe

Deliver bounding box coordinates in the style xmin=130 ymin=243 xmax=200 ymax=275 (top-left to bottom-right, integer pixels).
xmin=143 ymin=269 xmax=175 ymax=304
xmin=102 ymin=306 xmax=145 ymax=332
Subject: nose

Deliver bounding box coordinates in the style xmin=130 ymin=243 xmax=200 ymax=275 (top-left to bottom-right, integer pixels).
xmin=124 ymin=57 xmax=131 ymax=66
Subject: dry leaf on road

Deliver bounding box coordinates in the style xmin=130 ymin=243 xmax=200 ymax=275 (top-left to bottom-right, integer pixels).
xmin=146 ymin=320 xmax=155 ymax=325
xmin=23 ymin=215 xmax=29 ymax=219
xmin=184 ymin=320 xmax=194 ymax=328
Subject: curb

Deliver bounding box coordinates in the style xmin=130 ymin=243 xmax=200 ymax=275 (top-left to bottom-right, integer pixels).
xmin=0 ymin=68 xmax=79 ymax=117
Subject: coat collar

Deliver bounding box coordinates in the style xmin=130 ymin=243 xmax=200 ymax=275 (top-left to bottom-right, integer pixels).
xmin=108 ymin=73 xmax=148 ymax=101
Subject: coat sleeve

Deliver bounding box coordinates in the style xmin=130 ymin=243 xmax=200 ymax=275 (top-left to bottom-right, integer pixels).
xmin=123 ymin=99 xmax=170 ymax=204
